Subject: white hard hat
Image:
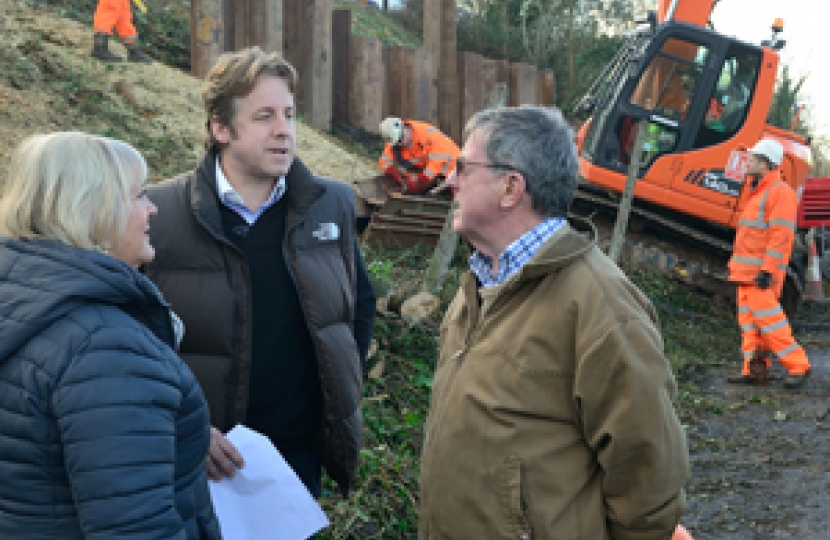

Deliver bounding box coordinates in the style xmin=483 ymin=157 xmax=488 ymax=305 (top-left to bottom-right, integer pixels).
xmin=749 ymin=138 xmax=783 ymax=166
xmin=380 ymin=117 xmax=404 ymax=145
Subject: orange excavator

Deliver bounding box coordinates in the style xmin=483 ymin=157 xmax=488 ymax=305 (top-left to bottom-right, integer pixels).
xmin=572 ymin=0 xmax=812 ymax=315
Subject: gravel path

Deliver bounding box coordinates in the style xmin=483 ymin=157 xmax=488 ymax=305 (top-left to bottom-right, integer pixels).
xmin=680 ymin=304 xmax=830 ymax=540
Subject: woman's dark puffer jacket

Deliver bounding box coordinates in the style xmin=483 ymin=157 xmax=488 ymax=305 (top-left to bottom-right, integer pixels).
xmin=0 ymin=237 xmax=222 ymax=540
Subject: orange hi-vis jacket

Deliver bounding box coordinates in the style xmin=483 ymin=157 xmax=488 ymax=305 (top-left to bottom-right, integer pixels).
xmin=728 ymin=169 xmax=798 ymax=297
xmin=378 ymin=120 xmax=460 ymax=195
xmin=705 ymin=98 xmax=724 ymax=123
xmin=93 ymin=0 xmax=137 ymax=39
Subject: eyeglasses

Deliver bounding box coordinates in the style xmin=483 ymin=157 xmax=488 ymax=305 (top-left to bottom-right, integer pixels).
xmin=456 ymin=157 xmax=521 ymax=178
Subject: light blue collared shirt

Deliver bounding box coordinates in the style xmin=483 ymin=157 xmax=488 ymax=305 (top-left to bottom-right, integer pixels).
xmin=470 ymin=217 xmax=566 ymax=288
xmin=215 ymin=158 xmax=286 ymax=225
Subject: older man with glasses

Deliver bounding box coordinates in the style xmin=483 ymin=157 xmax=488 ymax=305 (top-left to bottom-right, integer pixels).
xmin=418 ymin=105 xmax=690 ymax=540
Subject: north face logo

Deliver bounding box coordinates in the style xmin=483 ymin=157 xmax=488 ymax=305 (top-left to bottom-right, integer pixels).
xmin=312 ymin=222 xmax=340 ymax=241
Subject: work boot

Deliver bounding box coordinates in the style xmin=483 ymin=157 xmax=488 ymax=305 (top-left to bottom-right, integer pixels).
xmin=726 ymin=373 xmax=754 ymax=385
xmin=90 ymin=33 xmax=123 ymax=62
xmin=126 ymin=42 xmax=153 ymax=63
xmin=783 ymin=370 xmax=810 ymax=390
xmin=748 ymin=350 xmax=770 ymax=386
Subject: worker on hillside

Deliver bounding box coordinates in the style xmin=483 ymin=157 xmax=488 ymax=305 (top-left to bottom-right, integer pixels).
xmin=378 ymin=117 xmax=460 ymax=195
xmin=727 ymin=138 xmax=811 ymax=389
xmin=91 ymin=0 xmax=152 ymax=63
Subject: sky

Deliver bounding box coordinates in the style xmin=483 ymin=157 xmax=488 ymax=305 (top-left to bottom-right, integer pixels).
xmin=709 ymin=0 xmax=829 ymax=139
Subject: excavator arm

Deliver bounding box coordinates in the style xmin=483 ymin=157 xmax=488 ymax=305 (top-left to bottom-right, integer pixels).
xmin=657 ymin=0 xmax=721 ymax=26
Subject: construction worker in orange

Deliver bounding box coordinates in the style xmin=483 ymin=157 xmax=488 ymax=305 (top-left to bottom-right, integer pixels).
xmin=727 ymin=138 xmax=811 ymax=389
xmin=378 ymin=117 xmax=460 ymax=195
xmin=91 ymin=0 xmax=152 ymax=63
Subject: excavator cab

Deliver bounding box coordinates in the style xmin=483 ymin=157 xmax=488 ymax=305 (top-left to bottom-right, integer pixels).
xmin=572 ymin=0 xmax=812 ymax=314
xmin=577 ymin=21 xmax=760 ymax=179
xmin=572 ymin=17 xmax=788 ymax=230
xmin=573 ymin=3 xmax=813 ymax=319
xmin=573 ymin=0 xmax=813 ymax=236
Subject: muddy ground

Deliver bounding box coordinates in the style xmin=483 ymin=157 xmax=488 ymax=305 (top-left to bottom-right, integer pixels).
xmin=681 ymin=303 xmax=830 ymax=540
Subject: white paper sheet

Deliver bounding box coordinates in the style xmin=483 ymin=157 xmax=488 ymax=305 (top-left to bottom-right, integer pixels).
xmin=208 ymin=425 xmax=329 ymax=540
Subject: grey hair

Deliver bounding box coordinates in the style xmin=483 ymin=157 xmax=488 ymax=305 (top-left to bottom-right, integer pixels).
xmin=0 ymin=131 xmax=147 ymax=251
xmin=464 ymin=105 xmax=578 ymax=217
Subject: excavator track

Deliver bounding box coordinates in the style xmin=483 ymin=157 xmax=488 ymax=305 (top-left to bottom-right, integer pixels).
xmin=573 ymin=183 xmax=733 ymax=254
xmin=571 ymin=183 xmax=735 ymax=300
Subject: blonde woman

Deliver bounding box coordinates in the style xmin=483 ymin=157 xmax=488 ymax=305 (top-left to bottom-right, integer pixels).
xmin=0 ymin=132 xmax=221 ymax=540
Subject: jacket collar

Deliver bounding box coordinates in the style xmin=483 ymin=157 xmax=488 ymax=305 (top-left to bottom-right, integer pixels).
xmin=190 ymin=148 xmax=326 ymax=237
xmin=190 ymin=147 xmax=225 ymax=240
xmin=462 ymin=216 xmax=598 ymax=292
xmin=283 ymin=157 xmax=326 ymax=229
xmin=751 ymin=168 xmax=782 ymax=193
xmin=0 ymin=238 xmax=172 ymax=361
xmin=513 ymin=216 xmax=597 ymax=281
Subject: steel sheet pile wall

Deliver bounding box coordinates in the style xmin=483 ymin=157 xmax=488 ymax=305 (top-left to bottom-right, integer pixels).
xmin=191 ymin=1 xmax=556 ymax=141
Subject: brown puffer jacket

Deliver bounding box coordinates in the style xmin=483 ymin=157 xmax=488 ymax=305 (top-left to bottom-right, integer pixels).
xmin=144 ymin=150 xmax=365 ymax=495
xmin=419 ymin=219 xmax=689 ymax=540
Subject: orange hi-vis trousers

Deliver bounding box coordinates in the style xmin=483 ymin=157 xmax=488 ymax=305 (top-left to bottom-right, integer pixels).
xmin=737 ymin=284 xmax=810 ymax=376
xmin=93 ymin=0 xmax=137 ymax=40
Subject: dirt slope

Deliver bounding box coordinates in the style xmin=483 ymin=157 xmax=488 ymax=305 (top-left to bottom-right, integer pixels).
xmin=0 ymin=0 xmax=376 ymax=183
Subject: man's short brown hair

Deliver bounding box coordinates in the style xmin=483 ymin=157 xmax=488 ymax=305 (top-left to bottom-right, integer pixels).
xmin=202 ymin=46 xmax=298 ymax=150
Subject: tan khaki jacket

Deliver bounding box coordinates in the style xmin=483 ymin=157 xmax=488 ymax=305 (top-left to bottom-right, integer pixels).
xmin=419 ymin=220 xmax=689 ymax=540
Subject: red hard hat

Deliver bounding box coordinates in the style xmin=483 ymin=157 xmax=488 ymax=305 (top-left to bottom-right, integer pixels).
xmin=672 ymin=524 xmax=695 ymax=540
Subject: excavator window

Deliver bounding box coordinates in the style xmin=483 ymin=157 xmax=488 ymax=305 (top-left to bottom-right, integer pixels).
xmin=694 ymin=47 xmax=759 ymax=148
xmin=618 ymin=37 xmax=710 ymax=167
xmin=629 ymin=37 xmax=709 ymax=121
xmin=616 ymin=40 xmax=760 ymax=168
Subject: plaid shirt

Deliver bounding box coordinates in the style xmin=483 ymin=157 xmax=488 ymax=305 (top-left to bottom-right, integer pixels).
xmin=470 ymin=217 xmax=566 ymax=288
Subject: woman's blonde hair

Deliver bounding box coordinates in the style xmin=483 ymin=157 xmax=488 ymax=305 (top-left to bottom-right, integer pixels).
xmin=0 ymin=131 xmax=147 ymax=252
